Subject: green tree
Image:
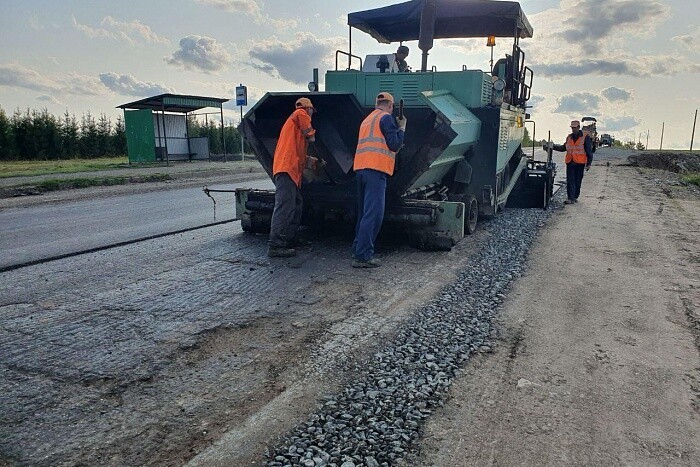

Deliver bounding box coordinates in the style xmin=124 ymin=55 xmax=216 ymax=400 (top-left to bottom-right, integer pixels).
xmin=0 ymin=106 xmax=15 ymax=160
xmin=12 ymin=108 xmax=35 ymax=159
xmin=96 ymin=113 xmax=112 ymax=156
xmin=113 ymin=115 xmax=126 ymax=155
xmin=35 ymin=108 xmax=61 ymax=159
xmin=62 ymin=111 xmax=80 ymax=157
xmin=80 ymin=112 xmax=98 ymax=158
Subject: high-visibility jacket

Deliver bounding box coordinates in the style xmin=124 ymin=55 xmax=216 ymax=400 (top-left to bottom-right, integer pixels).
xmin=354 ymin=109 xmax=396 ymax=176
xmin=272 ymin=108 xmax=316 ymax=187
xmin=565 ymin=133 xmax=588 ymax=164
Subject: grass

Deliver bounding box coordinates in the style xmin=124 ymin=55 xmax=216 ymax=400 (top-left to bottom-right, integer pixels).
xmin=682 ymin=173 xmax=700 ymax=187
xmin=0 ymin=156 xmax=155 ymax=178
xmin=33 ymin=174 xmax=171 ymax=192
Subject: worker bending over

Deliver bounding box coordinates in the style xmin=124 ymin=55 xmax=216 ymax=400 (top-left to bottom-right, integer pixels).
xmin=268 ymin=97 xmax=318 ymax=257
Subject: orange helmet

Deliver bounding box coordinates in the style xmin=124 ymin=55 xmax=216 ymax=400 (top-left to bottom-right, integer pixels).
xmin=376 ymin=92 xmax=394 ymax=105
xmin=295 ymin=97 xmax=315 ymax=110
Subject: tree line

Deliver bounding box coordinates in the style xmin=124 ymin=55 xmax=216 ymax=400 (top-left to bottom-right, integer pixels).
xmin=0 ymin=106 xmax=248 ymax=161
xmin=186 ymin=116 xmax=248 ymax=156
xmin=0 ymin=106 xmax=127 ymax=160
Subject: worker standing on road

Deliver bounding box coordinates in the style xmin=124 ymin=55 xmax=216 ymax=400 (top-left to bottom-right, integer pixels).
xmin=268 ymin=97 xmax=318 ymax=257
xmin=550 ymin=120 xmax=593 ymax=204
xmin=351 ymin=92 xmax=406 ymax=268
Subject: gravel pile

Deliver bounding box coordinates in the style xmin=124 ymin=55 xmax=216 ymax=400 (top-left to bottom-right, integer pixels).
xmin=266 ymin=197 xmax=561 ymax=467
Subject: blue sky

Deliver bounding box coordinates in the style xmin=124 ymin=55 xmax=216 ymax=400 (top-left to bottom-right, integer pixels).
xmin=1 ymin=0 xmax=699 ymax=148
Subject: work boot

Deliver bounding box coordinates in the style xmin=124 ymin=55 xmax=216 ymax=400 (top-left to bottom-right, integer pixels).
xmin=564 ymin=199 xmax=574 ymax=204
xmin=267 ymin=246 xmax=296 ymax=258
xmin=351 ymin=258 xmax=381 ymax=268
xmin=574 ymin=199 xmax=579 ymax=203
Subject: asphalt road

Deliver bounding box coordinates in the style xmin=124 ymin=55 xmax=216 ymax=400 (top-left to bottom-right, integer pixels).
xmin=0 ymin=178 xmax=273 ymax=270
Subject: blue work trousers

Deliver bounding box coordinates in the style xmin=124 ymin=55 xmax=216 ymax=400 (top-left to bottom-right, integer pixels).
xmin=352 ymin=169 xmax=387 ymax=261
xmin=566 ymin=163 xmax=585 ymax=201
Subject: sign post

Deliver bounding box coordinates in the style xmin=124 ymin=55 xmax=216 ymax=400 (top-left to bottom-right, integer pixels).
xmin=235 ymin=84 xmax=247 ymax=160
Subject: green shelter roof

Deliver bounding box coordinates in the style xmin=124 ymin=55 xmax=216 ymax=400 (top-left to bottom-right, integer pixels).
xmin=118 ymin=93 xmax=229 ymax=113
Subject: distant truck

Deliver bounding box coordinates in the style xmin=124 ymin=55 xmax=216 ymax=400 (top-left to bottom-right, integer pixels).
xmin=600 ymin=134 xmax=613 ymax=147
xmin=581 ymin=117 xmax=598 ymax=152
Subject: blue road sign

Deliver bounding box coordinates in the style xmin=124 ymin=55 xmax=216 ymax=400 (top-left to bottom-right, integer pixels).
xmin=235 ymin=85 xmax=247 ymax=106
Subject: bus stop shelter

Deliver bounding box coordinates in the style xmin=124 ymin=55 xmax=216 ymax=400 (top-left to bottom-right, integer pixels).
xmin=118 ymin=94 xmax=229 ymax=164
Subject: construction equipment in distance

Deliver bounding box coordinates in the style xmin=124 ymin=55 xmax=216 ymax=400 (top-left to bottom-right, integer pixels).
xmin=236 ymin=0 xmax=555 ymax=250
xmin=582 ymin=117 xmax=598 ymax=152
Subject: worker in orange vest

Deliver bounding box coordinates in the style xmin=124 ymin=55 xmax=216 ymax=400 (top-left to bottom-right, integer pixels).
xmin=268 ymin=97 xmax=318 ymax=257
xmin=550 ymin=120 xmax=593 ymax=204
xmin=351 ymin=92 xmax=406 ymax=268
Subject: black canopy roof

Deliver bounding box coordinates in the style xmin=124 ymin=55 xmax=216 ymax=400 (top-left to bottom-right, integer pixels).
xmin=118 ymin=94 xmax=229 ymax=113
xmin=347 ymin=0 xmax=533 ymax=43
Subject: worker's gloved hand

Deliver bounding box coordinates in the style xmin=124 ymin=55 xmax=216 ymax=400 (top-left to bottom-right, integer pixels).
xmin=305 ymin=156 xmax=319 ymax=171
xmin=397 ymin=116 xmax=407 ymax=131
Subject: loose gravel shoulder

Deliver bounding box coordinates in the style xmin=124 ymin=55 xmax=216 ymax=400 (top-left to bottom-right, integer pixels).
xmin=260 ymin=194 xmax=559 ymax=467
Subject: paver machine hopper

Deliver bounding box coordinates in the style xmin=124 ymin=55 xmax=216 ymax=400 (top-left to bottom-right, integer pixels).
xmin=235 ymin=0 xmax=554 ymax=250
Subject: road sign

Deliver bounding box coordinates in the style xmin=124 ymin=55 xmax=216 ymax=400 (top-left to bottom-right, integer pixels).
xmin=235 ymin=85 xmax=247 ymax=107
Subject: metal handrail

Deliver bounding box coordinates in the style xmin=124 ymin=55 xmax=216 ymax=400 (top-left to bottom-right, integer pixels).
xmin=335 ymin=50 xmax=362 ymax=71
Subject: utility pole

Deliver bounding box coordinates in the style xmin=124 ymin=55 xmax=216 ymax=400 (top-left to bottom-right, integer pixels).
xmin=646 ymin=129 xmax=649 ymax=150
xmin=660 ymin=122 xmax=664 ymax=151
xmin=691 ymin=109 xmax=698 ymax=152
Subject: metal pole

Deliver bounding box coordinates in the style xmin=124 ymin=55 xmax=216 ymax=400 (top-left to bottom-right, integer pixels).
xmin=155 ymin=110 xmax=162 ymax=162
xmin=646 ymin=130 xmax=649 ymax=150
xmin=660 ymin=122 xmax=664 ymax=151
xmin=185 ymin=112 xmax=192 ymax=161
xmin=348 ymin=26 xmax=352 ymax=70
xmin=205 ymin=113 xmax=210 ymax=160
xmin=220 ymin=105 xmax=227 ymax=162
xmin=161 ymin=104 xmax=169 ymax=167
xmin=240 ymin=105 xmax=244 ymax=160
xmin=691 ymin=109 xmax=698 ymax=152
xmin=123 ymin=108 xmax=129 ymax=164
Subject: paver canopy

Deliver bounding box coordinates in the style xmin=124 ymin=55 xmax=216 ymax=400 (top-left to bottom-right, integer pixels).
xmin=347 ymin=0 xmax=533 ymax=43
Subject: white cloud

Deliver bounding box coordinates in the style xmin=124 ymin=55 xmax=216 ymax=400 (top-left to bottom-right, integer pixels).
xmin=672 ymin=27 xmax=700 ymax=53
xmin=165 ymin=35 xmax=232 ymax=73
xmin=533 ymin=55 xmax=700 ymax=78
xmin=554 ymin=92 xmax=602 ymax=115
xmin=195 ymin=0 xmax=261 ymax=15
xmin=72 ymin=15 xmax=170 ymax=46
xmin=0 ymin=63 xmax=105 ymax=97
xmin=36 ymin=95 xmax=62 ymax=105
xmin=0 ymin=63 xmax=58 ymax=93
xmin=601 ymin=87 xmax=632 ymax=102
xmin=603 ymin=116 xmax=641 ymax=132
xmin=28 ymin=14 xmax=43 ymax=31
xmin=523 ymin=0 xmax=685 ymax=79
xmin=99 ymin=73 xmax=174 ymax=96
xmin=557 ymin=0 xmax=669 ymax=55
xmin=248 ymin=32 xmax=344 ymax=84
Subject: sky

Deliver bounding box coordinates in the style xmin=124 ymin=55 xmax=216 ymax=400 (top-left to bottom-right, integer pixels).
xmin=1 ymin=0 xmax=699 ymax=148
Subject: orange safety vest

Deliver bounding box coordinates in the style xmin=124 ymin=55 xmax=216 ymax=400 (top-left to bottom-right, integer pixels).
xmin=565 ymin=133 xmax=588 ymax=164
xmin=353 ymin=109 xmax=396 ymax=176
xmin=272 ymin=108 xmax=316 ymax=187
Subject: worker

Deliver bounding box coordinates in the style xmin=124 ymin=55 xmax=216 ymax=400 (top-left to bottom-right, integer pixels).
xmin=394 ymin=45 xmax=410 ymax=72
xmin=548 ymin=120 xmax=593 ymax=204
xmin=268 ymin=97 xmax=318 ymax=257
xmin=351 ymin=92 xmax=407 ymax=268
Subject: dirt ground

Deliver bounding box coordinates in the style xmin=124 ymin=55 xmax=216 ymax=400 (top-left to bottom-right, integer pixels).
xmin=419 ymin=153 xmax=700 ymax=465
xmin=2 ymin=150 xmax=699 ymax=466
